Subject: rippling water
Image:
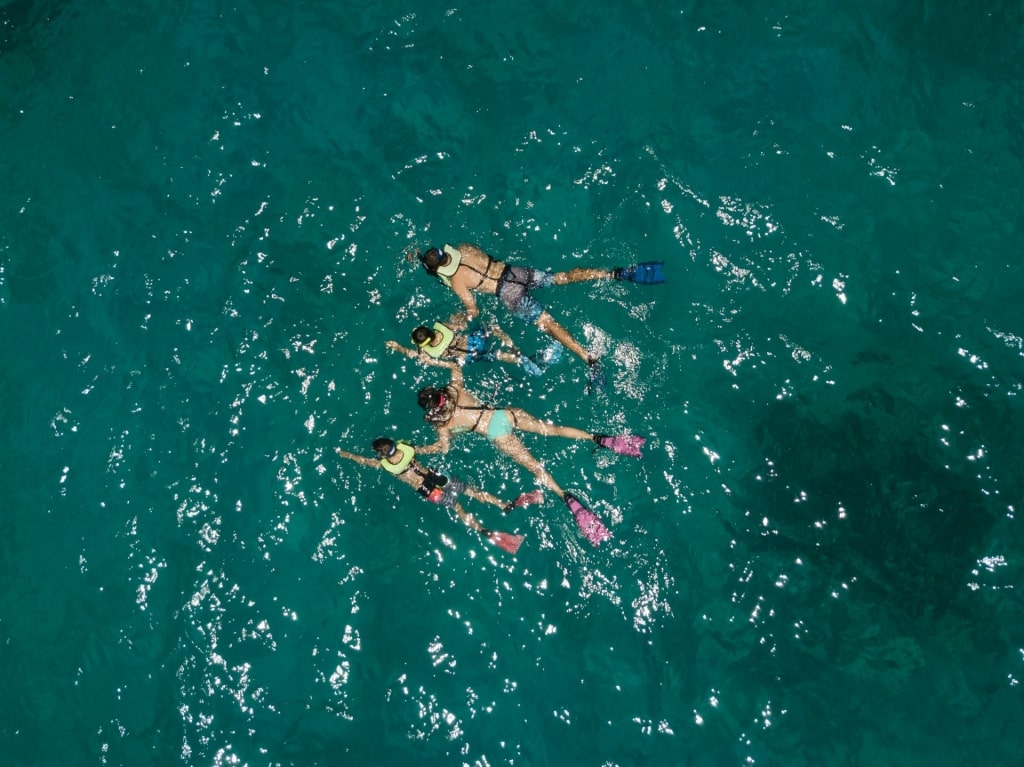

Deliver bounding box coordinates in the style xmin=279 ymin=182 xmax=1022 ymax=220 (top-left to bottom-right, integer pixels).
xmin=2 ymin=2 xmax=1023 ymax=765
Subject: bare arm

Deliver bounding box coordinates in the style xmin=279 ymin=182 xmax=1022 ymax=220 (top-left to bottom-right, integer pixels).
xmin=446 ymin=312 xmax=470 ymax=331
xmin=335 ymin=448 xmax=378 ymax=469
xmin=451 ymin=279 xmax=480 ymax=321
xmin=385 ymin=340 xmax=418 ymax=358
xmin=447 ymin=361 xmax=465 ymax=390
xmin=417 ymin=426 xmax=452 ymax=455
xmin=418 ymin=365 xmax=463 ymax=455
xmin=385 ymin=340 xmax=456 ymax=369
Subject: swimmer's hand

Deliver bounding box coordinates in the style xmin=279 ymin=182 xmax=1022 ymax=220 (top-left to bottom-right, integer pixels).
xmin=385 ymin=340 xmax=413 ymax=358
xmin=446 ymin=312 xmax=469 ymax=331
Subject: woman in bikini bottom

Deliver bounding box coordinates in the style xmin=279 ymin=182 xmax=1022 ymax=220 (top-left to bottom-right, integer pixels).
xmin=485 ymin=408 xmax=516 ymax=441
xmin=417 ymin=379 xmax=644 ymax=500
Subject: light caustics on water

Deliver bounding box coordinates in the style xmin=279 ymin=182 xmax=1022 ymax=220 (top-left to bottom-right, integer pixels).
xmin=5 ymin=3 xmax=1023 ymax=765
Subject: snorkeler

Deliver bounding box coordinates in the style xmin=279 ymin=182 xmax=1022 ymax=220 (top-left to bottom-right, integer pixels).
xmin=385 ymin=314 xmax=563 ymax=376
xmin=415 ymin=242 xmax=664 ymax=387
xmin=335 ymin=437 xmax=539 ymax=554
xmin=414 ymin=363 xmax=645 ymax=545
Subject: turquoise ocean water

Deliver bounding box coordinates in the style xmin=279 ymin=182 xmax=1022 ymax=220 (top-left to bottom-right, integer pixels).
xmin=3 ymin=2 xmax=1023 ymax=765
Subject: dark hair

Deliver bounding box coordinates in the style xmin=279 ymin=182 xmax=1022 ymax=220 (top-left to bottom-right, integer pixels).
xmin=411 ymin=326 xmax=433 ymax=346
xmin=419 ymin=247 xmax=443 ymax=275
xmin=419 ymin=385 xmax=457 ymax=425
xmin=371 ymin=437 xmax=395 ymax=458
xmin=417 ymin=387 xmax=441 ymax=411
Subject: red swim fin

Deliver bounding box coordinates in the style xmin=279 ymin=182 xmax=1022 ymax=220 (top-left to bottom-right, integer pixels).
xmin=504 ymin=489 xmax=544 ymax=513
xmin=487 ymin=531 xmax=525 ymax=555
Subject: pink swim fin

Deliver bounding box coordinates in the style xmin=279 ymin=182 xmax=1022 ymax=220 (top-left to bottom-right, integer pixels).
xmin=503 ymin=489 xmax=544 ymax=514
xmin=564 ymin=493 xmax=611 ymax=546
xmin=594 ymin=434 xmax=646 ymax=458
xmin=487 ymin=531 xmax=525 ymax=555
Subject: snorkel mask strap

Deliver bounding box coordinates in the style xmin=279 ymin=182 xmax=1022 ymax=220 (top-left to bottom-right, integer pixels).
xmin=430 ymin=391 xmax=447 ymax=414
xmin=417 ymin=247 xmax=443 ymax=275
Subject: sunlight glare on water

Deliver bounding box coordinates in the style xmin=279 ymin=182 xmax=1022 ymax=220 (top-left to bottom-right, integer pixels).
xmin=1 ymin=2 xmax=1023 ymax=766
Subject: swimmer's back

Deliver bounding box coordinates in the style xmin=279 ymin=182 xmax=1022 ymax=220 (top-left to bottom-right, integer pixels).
xmin=453 ymin=244 xmax=504 ymax=295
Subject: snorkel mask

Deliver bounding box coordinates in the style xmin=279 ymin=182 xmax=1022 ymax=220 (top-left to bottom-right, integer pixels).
xmin=417 ymin=247 xmax=443 ymax=275
xmin=371 ymin=438 xmax=397 ymax=459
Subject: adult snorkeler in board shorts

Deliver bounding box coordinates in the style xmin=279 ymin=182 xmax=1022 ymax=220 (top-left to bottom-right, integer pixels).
xmin=415 ymin=242 xmax=664 ymax=390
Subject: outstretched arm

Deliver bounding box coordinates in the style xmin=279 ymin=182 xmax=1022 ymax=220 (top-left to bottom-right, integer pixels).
xmin=385 ymin=340 xmax=418 ymax=358
xmin=335 ymin=448 xmax=377 ymax=468
xmin=385 ymin=340 xmax=457 ymax=369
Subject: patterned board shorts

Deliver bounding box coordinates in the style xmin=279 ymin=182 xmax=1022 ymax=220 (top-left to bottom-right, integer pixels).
xmin=496 ymin=265 xmax=554 ymax=324
xmin=421 ymin=476 xmax=466 ymax=508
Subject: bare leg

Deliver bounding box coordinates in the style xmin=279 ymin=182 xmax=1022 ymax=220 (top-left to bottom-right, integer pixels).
xmin=490 ymin=324 xmax=517 ymax=348
xmin=506 ymin=408 xmax=593 ymax=441
xmin=536 ymin=311 xmax=591 ymax=364
xmin=462 ymin=484 xmax=505 ymax=511
xmin=495 ymin=350 xmax=523 ymax=365
xmin=552 ymin=267 xmax=615 ymax=284
xmin=452 ymin=501 xmax=486 ymax=533
xmin=492 ymin=434 xmax=565 ymax=498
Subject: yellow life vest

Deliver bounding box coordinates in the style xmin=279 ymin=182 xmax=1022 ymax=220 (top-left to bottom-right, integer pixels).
xmin=419 ymin=321 xmax=456 ymax=359
xmin=380 ymin=441 xmax=415 ymax=475
xmin=436 ymin=244 xmax=462 ymax=287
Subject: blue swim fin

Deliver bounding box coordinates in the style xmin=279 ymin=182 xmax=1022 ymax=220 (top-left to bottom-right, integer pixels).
xmin=585 ymin=357 xmax=607 ymax=395
xmin=518 ymin=354 xmax=543 ymax=376
xmin=536 ymin=341 xmax=564 ymax=366
xmin=524 ymin=341 xmax=564 ymax=376
xmin=614 ymin=261 xmax=665 ymax=285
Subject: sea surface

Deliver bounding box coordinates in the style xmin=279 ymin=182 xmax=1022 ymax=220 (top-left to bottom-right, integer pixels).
xmin=2 ymin=2 xmax=1023 ymax=765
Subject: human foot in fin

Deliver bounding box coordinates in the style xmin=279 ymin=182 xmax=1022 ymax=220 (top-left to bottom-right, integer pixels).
xmin=585 ymin=357 xmax=607 ymax=395
xmin=593 ymin=434 xmax=646 ymax=458
xmin=518 ymin=354 xmax=543 ymax=377
xmin=613 ymin=261 xmax=665 ymax=284
xmin=564 ymin=493 xmax=611 ymax=546
xmin=521 ymin=341 xmax=564 ymax=376
xmin=503 ymin=489 xmax=544 ymax=515
xmin=482 ymin=529 xmax=525 ymax=554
